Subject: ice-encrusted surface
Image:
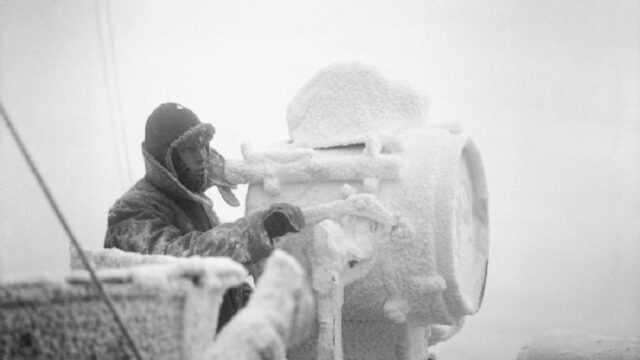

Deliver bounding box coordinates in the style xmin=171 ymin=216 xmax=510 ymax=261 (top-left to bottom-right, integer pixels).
xmin=0 ymin=252 xmax=247 ymax=360
xmin=204 ymin=250 xmax=315 ymax=360
xmin=286 ymin=62 xmax=428 ymax=148
xmin=237 ymin=63 xmax=490 ymax=360
xmin=1 ymin=248 xmax=314 ymax=360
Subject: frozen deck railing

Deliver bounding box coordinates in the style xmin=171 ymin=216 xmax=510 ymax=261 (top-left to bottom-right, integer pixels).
xmin=0 ymin=249 xmax=313 ymax=360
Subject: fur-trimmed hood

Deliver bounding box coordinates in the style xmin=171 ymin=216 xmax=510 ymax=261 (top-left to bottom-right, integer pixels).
xmin=160 ymin=123 xmax=214 ymax=176
xmin=142 ymin=144 xmax=214 ymax=207
xmin=142 ymin=123 xmax=240 ymax=207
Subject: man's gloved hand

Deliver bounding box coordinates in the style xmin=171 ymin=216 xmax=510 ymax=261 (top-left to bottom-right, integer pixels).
xmin=244 ymin=203 xmax=305 ymax=264
xmin=262 ymin=203 xmax=305 ymax=242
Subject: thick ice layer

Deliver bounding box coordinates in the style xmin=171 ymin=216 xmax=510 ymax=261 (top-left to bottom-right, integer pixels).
xmin=1 ymin=250 xmax=247 ymax=360
xmin=245 ymin=128 xmax=489 ymax=322
xmin=225 ymin=134 xmax=403 ymax=194
xmin=203 ymin=250 xmax=315 ymax=360
xmin=241 ymin=127 xmax=489 ymax=360
xmin=2 ymin=248 xmax=314 ymax=360
xmin=227 ymin=63 xmax=489 ymax=360
xmin=286 ymin=63 xmax=428 ymax=148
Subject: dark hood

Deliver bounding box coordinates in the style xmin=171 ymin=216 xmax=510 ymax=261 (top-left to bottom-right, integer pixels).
xmin=142 ymin=123 xmax=239 ymax=207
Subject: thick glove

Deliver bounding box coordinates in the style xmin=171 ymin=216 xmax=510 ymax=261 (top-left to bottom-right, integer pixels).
xmin=262 ymin=203 xmax=305 ymax=242
xmin=244 ymin=203 xmax=305 ymax=264
xmin=191 ymin=204 xmax=305 ymax=263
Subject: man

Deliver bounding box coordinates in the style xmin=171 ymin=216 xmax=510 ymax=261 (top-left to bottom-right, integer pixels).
xmin=104 ymin=102 xmax=304 ymax=329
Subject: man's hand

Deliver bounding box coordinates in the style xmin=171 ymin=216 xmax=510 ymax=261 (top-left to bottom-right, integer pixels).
xmin=262 ymin=203 xmax=305 ymax=242
xmin=244 ymin=203 xmax=305 ymax=265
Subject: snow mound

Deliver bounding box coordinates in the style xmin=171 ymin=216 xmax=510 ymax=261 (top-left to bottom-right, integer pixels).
xmin=286 ymin=62 xmax=428 ymax=148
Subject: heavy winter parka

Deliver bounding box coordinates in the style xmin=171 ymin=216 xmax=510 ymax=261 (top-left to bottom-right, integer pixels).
xmin=105 ymin=116 xmax=306 ymax=328
xmin=104 ymin=145 xmax=274 ymax=264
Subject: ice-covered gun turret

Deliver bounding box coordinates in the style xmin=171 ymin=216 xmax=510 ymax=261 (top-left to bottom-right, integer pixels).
xmin=224 ymin=63 xmax=490 ymax=360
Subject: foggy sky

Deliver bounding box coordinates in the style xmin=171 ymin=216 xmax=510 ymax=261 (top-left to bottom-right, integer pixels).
xmin=1 ymin=1 xmax=638 ymax=359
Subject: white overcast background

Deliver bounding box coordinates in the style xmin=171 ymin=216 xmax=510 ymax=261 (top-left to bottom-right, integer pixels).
xmin=1 ymin=1 xmax=639 ymax=359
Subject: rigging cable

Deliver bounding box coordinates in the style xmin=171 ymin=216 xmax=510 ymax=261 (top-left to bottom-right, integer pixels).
xmin=104 ymin=0 xmax=133 ymax=185
xmin=94 ymin=0 xmax=133 ymax=189
xmin=0 ymin=102 xmax=144 ymax=360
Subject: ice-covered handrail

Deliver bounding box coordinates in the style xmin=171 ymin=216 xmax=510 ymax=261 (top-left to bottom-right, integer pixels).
xmin=224 ymin=134 xmax=403 ymax=188
xmin=60 ymin=248 xmax=314 ymax=360
xmin=302 ymin=192 xmax=398 ymax=227
xmin=67 ymin=255 xmax=247 ymax=291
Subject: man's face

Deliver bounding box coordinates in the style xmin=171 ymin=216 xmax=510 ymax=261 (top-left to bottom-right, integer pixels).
xmin=176 ymin=143 xmax=209 ymax=173
xmin=174 ymin=143 xmax=210 ymax=192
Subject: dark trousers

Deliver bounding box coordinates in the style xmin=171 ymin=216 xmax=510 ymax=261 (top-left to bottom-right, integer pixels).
xmin=215 ymin=283 xmax=253 ymax=332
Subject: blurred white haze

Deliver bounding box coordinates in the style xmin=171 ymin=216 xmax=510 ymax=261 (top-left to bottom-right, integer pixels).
xmin=1 ymin=1 xmax=638 ymax=359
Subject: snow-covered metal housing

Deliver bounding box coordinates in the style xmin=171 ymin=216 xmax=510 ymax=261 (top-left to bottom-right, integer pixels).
xmin=226 ymin=62 xmax=490 ymax=360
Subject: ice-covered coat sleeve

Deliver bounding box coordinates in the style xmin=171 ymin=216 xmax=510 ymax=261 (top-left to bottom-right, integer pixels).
xmin=104 ymin=185 xmax=272 ymax=265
